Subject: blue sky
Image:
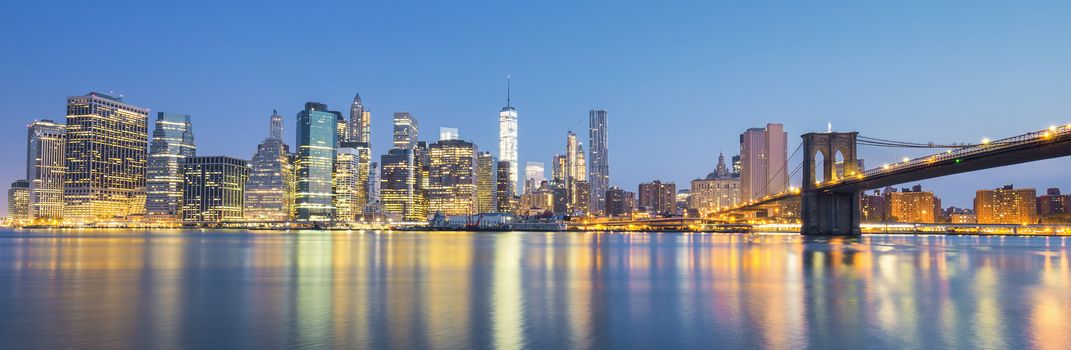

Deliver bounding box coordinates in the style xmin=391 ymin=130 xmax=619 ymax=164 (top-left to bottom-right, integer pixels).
xmin=2 ymin=1 xmax=1071 ymax=209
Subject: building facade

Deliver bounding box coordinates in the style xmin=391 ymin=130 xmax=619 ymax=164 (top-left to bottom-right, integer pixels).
xmin=145 ymin=112 xmax=196 ymax=223
xmin=7 ymin=180 xmax=29 ymax=224
xmin=975 ymin=185 xmax=1037 ymax=225
xmin=688 ymin=154 xmax=741 ymax=217
xmin=588 ymin=109 xmax=609 ymax=216
xmin=740 ymin=123 xmax=787 ymax=201
xmin=244 ymin=111 xmax=294 ymax=223
xmin=476 ymin=152 xmax=495 ymax=213
xmin=64 ymin=92 xmax=149 ymax=222
xmin=392 ymin=112 xmax=418 ymax=150
xmin=295 ymin=102 xmax=339 ymax=222
xmin=349 ymin=92 xmax=371 ymax=143
xmin=606 ymin=186 xmax=635 ymax=217
xmin=524 ymin=161 xmax=545 ymax=194
xmin=496 ymin=160 xmax=515 ymax=213
xmin=182 ymin=156 xmax=250 ymax=224
xmin=499 ymin=95 xmax=518 ymax=196
xmin=334 ymin=144 xmax=367 ymax=223
xmin=26 ymin=119 xmax=65 ymax=222
xmin=885 ymin=186 xmax=937 ymax=223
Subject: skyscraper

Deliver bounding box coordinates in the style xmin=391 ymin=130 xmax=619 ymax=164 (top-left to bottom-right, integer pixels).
xmin=333 ymin=144 xmax=366 ymax=223
xmin=7 ymin=180 xmax=29 ymax=224
xmin=145 ymin=113 xmax=196 ymax=223
xmin=244 ymin=110 xmax=294 ymax=223
xmin=524 ymin=161 xmax=545 ymax=194
xmin=295 ymin=102 xmax=339 ymax=222
xmin=740 ymin=123 xmax=787 ymax=201
xmin=349 ymin=92 xmax=371 ymax=143
xmin=563 ymin=131 xmax=587 ymax=214
xmin=499 ymin=77 xmax=519 ymax=195
xmin=393 ymin=112 xmax=418 ymax=150
xmin=381 ymin=149 xmax=423 ymax=221
xmin=182 ymin=156 xmax=249 ymax=224
xmin=64 ymin=92 xmax=149 ymax=222
xmin=476 ymin=152 xmax=495 ymax=213
xmin=26 ymin=119 xmax=65 ymax=222
xmin=496 ymin=160 xmax=515 ymax=213
xmin=427 ymin=139 xmax=478 ymax=216
xmin=587 ymin=109 xmax=609 ymax=216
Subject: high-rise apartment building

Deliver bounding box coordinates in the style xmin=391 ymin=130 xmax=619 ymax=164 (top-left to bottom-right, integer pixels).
xmin=861 ymin=190 xmax=886 ymax=222
xmin=688 ymin=154 xmax=741 ymax=217
xmin=7 ymin=180 xmax=29 ymax=224
xmin=25 ymin=119 xmax=65 ymax=222
xmin=740 ymin=123 xmax=787 ymax=201
xmin=975 ymin=185 xmax=1037 ymax=225
xmin=885 ymin=186 xmax=937 ymax=223
xmin=588 ymin=109 xmax=609 ymax=216
xmin=638 ymin=180 xmax=676 ymax=216
xmin=349 ymin=92 xmax=371 ymax=143
xmin=392 ymin=112 xmax=418 ymax=150
xmin=524 ymin=161 xmax=545 ymax=194
xmin=64 ymin=92 xmax=149 ymax=222
xmin=499 ymin=79 xmax=519 ymax=196
xmin=244 ymin=111 xmax=294 ymax=222
xmin=476 ymin=152 xmax=495 ymax=213
xmin=295 ymin=102 xmax=339 ymax=222
xmin=427 ymin=139 xmax=478 ymax=216
xmin=145 ymin=113 xmax=196 ymax=223
xmin=182 ymin=156 xmax=249 ymax=224
xmin=606 ymin=186 xmax=635 ymax=217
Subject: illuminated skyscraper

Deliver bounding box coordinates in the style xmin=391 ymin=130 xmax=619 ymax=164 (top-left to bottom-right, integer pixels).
xmin=349 ymin=92 xmax=371 ymax=143
xmin=244 ymin=110 xmax=294 ymax=223
xmin=182 ymin=156 xmax=249 ymax=224
xmin=499 ymin=77 xmax=519 ymax=195
xmin=740 ymin=123 xmax=787 ymax=201
xmin=393 ymin=112 xmax=418 ymax=150
xmin=295 ymin=102 xmax=339 ymax=222
xmin=333 ymin=145 xmax=363 ymax=223
xmin=381 ymin=149 xmax=422 ymax=221
xmin=26 ymin=119 xmax=65 ymax=222
xmin=476 ymin=152 xmax=495 ymax=213
xmin=428 ymin=139 xmax=478 ymax=216
xmin=64 ymin=92 xmax=149 ymax=222
xmin=524 ymin=161 xmax=545 ymax=194
xmin=7 ymin=180 xmax=29 ymax=224
xmin=335 ymin=112 xmax=348 ymax=146
xmin=145 ymin=113 xmax=196 ymax=223
xmin=587 ymin=109 xmax=609 ymax=216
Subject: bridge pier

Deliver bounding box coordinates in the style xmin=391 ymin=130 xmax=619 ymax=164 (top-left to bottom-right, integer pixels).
xmin=801 ymin=190 xmax=861 ymax=235
xmin=801 ymin=132 xmax=862 ymax=235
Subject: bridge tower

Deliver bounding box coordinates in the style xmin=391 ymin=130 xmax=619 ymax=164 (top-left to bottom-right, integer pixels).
xmin=801 ymin=132 xmax=862 ymax=235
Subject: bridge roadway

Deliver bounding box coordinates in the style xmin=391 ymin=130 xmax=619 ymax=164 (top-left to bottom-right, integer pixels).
xmin=718 ymin=124 xmax=1071 ymax=216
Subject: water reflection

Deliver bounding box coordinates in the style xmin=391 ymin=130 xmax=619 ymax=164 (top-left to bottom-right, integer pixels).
xmin=0 ymin=230 xmax=1068 ymax=349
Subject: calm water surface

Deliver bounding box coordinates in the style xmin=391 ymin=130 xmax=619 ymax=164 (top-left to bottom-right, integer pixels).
xmin=0 ymin=230 xmax=1069 ymax=349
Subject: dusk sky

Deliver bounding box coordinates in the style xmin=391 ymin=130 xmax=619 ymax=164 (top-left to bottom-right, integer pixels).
xmin=2 ymin=1 xmax=1071 ymax=209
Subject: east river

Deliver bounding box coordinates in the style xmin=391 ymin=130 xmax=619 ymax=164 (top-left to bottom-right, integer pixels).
xmin=0 ymin=230 xmax=1068 ymax=349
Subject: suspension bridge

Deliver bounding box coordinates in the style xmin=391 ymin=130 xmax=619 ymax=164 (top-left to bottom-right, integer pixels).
xmin=714 ymin=124 xmax=1071 ymax=235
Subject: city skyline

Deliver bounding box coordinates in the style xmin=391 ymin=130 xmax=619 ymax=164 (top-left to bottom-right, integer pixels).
xmin=3 ymin=2 xmax=1071 ymax=210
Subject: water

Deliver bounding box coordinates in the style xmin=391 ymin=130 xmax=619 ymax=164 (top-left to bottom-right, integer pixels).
xmin=0 ymin=230 xmax=1068 ymax=349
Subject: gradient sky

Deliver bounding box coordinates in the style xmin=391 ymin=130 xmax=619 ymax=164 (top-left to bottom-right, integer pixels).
xmin=2 ymin=1 xmax=1071 ymax=210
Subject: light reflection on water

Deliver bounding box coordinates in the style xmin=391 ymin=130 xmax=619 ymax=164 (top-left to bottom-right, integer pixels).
xmin=0 ymin=230 xmax=1068 ymax=349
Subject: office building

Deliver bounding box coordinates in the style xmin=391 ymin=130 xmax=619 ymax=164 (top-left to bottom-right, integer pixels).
xmin=639 ymin=180 xmax=676 ymax=216
xmin=381 ymin=149 xmax=424 ymax=221
xmin=740 ymin=123 xmax=787 ymax=201
xmin=145 ymin=113 xmax=196 ymax=223
xmin=588 ymin=109 xmax=609 ymax=216
xmin=524 ymin=161 xmax=545 ymax=194
xmin=476 ymin=152 xmax=495 ymax=213
xmin=392 ymin=112 xmax=418 ymax=150
xmin=975 ymin=185 xmax=1037 ymax=225
xmin=295 ymin=102 xmax=339 ymax=222
xmin=427 ymin=139 xmax=478 ymax=216
xmin=182 ymin=156 xmax=249 ymax=224
xmin=244 ymin=111 xmax=294 ymax=222
xmin=334 ymin=143 xmax=369 ymax=223
xmin=496 ymin=160 xmax=515 ymax=213
xmin=688 ymin=153 xmax=741 ymax=217
xmin=499 ymin=78 xmax=519 ymax=196
xmin=25 ymin=119 xmax=65 ymax=222
xmin=7 ymin=180 xmax=29 ymax=224
xmin=64 ymin=92 xmax=149 ymax=222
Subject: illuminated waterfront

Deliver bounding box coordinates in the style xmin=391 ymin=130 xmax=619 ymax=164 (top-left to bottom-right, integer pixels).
xmin=0 ymin=230 xmax=1069 ymax=348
